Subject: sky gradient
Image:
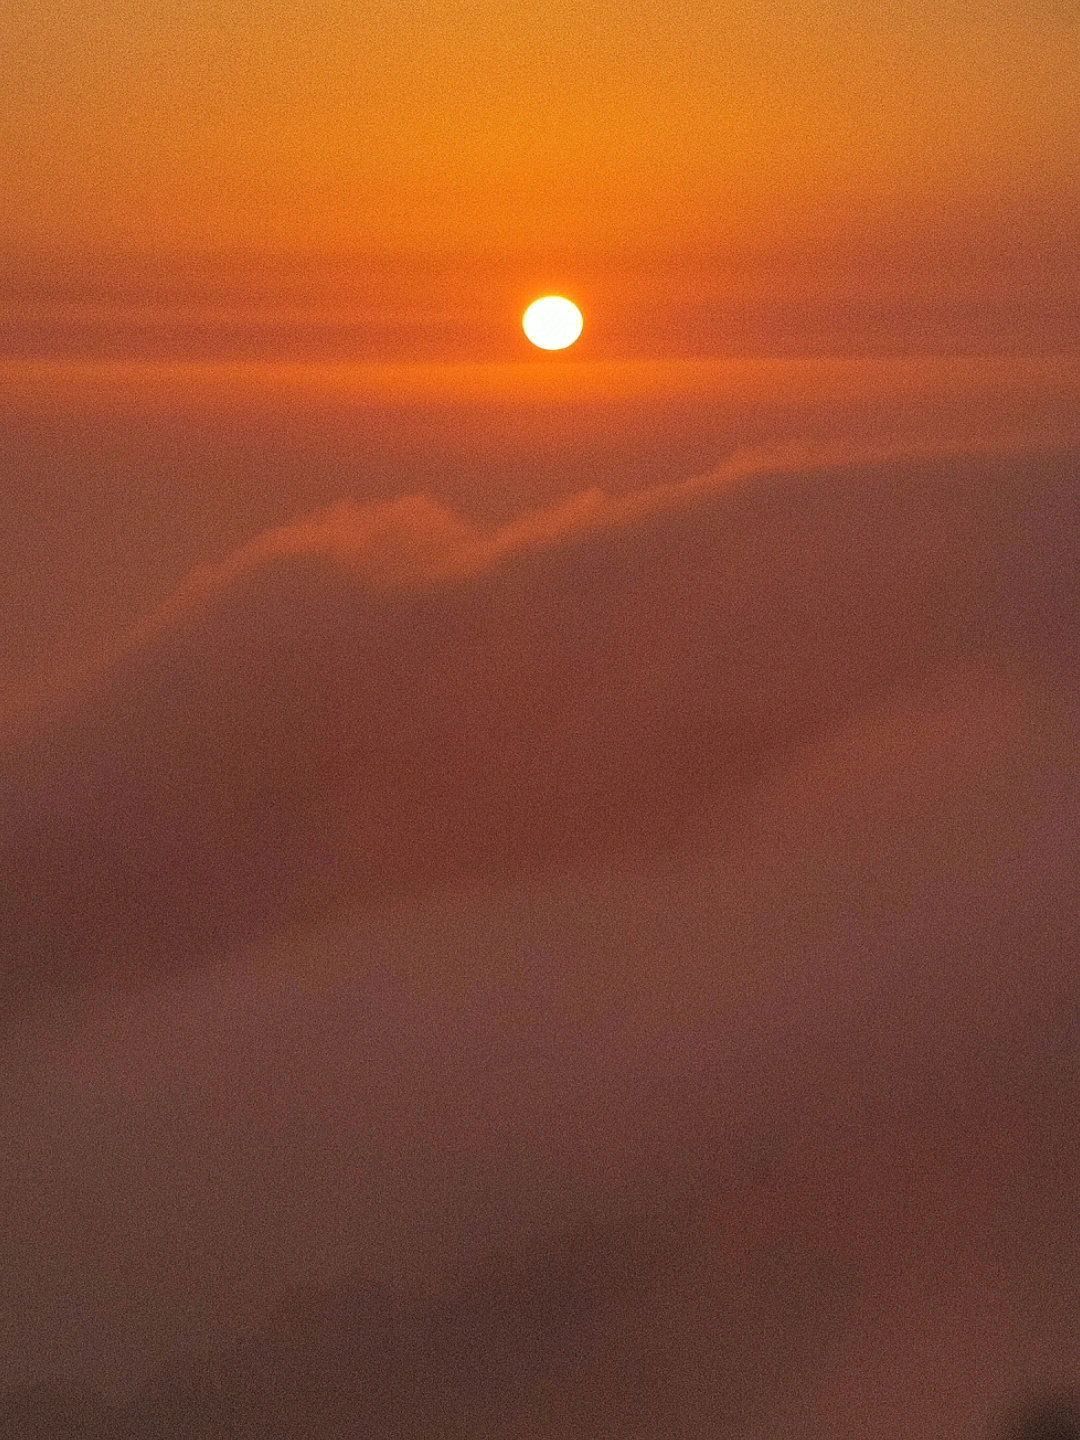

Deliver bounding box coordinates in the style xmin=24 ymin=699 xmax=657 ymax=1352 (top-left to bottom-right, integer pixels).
xmin=4 ymin=0 xmax=1079 ymax=259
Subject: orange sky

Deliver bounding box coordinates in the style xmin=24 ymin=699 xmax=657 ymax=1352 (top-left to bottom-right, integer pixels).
xmin=3 ymin=0 xmax=1078 ymax=262
xmin=2 ymin=0 xmax=1079 ymax=708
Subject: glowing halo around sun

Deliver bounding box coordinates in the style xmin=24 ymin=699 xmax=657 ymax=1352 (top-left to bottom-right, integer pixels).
xmin=522 ymin=295 xmax=583 ymax=350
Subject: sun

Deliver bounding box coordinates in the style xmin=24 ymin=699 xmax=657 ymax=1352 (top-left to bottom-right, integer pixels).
xmin=522 ymin=295 xmax=583 ymax=351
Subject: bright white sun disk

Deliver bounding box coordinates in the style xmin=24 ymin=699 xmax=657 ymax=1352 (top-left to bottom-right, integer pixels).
xmin=522 ymin=296 xmax=583 ymax=350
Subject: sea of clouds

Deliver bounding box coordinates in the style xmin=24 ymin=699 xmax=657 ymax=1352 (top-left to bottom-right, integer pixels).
xmin=2 ymin=443 xmax=1079 ymax=1437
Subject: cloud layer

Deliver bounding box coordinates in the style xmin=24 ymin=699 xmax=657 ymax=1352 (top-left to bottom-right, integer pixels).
xmin=2 ymin=446 xmax=1080 ymax=1435
xmin=5 ymin=448 xmax=1077 ymax=1004
xmin=2 ymin=645 xmax=1078 ymax=1434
